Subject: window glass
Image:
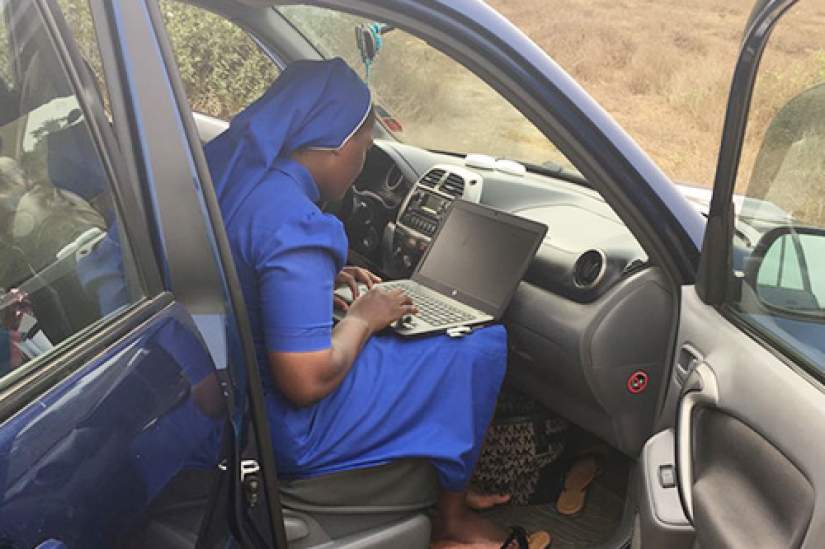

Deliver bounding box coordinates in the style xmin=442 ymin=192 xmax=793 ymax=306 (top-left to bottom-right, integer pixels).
xmin=0 ymin=0 xmax=143 ymax=384
xmin=728 ymin=4 xmax=825 ymax=373
xmin=160 ymin=0 xmax=281 ymax=121
xmin=277 ymin=5 xmax=576 ymax=173
xmin=55 ymin=0 xmax=111 ymax=115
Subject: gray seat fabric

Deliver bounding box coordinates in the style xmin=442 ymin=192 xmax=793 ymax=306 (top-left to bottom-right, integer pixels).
xmin=280 ymin=459 xmax=439 ymax=514
xmin=280 ymin=460 xmax=439 ymax=547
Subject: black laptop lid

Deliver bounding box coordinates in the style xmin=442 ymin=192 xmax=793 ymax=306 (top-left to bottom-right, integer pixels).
xmin=412 ymin=200 xmax=547 ymax=318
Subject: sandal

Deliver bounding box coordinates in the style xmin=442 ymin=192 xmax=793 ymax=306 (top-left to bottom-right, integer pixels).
xmin=500 ymin=526 xmax=552 ymax=549
xmin=555 ymin=454 xmax=601 ymax=516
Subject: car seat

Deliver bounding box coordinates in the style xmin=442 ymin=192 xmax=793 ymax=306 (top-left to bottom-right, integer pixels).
xmin=279 ymin=459 xmax=438 ymax=548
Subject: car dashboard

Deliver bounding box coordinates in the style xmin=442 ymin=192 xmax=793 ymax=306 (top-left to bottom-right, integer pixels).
xmin=337 ymin=139 xmax=674 ymax=456
xmin=341 ymin=139 xmax=648 ymax=302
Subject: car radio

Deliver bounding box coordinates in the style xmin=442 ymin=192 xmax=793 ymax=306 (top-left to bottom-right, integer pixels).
xmin=399 ymin=189 xmax=450 ymax=237
xmin=385 ymin=164 xmax=483 ymax=276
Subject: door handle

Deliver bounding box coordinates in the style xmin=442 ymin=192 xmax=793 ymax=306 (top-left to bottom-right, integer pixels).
xmin=676 ymin=361 xmax=718 ymax=523
xmin=676 ymin=344 xmax=703 ymax=385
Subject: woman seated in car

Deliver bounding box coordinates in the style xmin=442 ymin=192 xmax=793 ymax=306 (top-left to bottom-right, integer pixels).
xmin=205 ymin=58 xmax=542 ymax=548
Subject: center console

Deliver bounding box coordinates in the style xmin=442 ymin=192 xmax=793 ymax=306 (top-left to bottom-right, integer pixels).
xmin=382 ymin=164 xmax=483 ymax=277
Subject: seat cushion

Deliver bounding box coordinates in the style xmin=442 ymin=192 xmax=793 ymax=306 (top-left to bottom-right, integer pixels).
xmin=280 ymin=459 xmax=439 ymax=514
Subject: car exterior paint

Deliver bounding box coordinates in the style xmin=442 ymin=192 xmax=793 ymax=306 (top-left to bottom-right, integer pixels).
xmin=0 ymin=0 xmax=814 ymax=547
xmin=0 ymin=303 xmax=222 ymax=547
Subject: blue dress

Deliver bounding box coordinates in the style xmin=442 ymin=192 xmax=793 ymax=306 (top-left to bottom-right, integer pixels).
xmin=225 ymin=158 xmax=507 ymax=491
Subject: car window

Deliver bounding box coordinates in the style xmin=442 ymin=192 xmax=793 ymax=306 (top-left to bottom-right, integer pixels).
xmin=727 ymin=4 xmax=825 ymax=374
xmin=55 ymin=0 xmax=111 ymax=116
xmin=0 ymin=0 xmax=144 ymax=385
xmin=160 ymin=0 xmax=281 ymax=121
xmin=276 ymin=5 xmax=577 ymax=173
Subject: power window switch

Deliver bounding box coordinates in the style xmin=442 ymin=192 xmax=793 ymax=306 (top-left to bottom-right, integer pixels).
xmin=658 ymin=464 xmax=676 ymax=489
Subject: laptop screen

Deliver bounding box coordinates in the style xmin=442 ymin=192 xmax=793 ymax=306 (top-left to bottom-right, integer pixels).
xmin=413 ymin=201 xmax=547 ymax=316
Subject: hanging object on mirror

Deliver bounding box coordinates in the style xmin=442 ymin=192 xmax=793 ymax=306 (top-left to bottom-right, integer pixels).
xmin=355 ymin=22 xmax=395 ymax=81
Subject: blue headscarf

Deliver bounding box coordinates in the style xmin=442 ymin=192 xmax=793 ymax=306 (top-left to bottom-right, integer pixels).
xmin=205 ymin=58 xmax=372 ymax=224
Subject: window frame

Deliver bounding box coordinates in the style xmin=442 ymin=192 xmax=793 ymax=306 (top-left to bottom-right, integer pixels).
xmin=0 ymin=0 xmax=166 ymax=417
xmin=694 ymin=0 xmax=825 ymax=385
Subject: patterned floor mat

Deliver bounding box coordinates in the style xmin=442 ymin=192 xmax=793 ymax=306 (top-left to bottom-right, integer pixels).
xmin=483 ymin=480 xmax=625 ymax=548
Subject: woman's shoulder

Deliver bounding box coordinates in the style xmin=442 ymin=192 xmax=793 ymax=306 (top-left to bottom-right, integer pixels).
xmin=230 ymin=172 xmax=312 ymax=226
xmin=239 ymin=182 xmax=344 ymax=249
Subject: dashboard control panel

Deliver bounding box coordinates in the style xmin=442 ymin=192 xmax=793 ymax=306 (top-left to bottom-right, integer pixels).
xmin=399 ymin=191 xmax=449 ymax=237
xmin=384 ymin=165 xmax=483 ymax=277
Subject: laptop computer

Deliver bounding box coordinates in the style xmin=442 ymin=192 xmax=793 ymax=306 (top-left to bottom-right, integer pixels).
xmin=335 ymin=200 xmax=547 ymax=336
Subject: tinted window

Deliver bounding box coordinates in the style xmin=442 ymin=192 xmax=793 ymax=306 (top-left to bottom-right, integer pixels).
xmin=0 ymin=0 xmax=143 ymax=384
xmin=727 ymin=4 xmax=825 ymax=373
xmin=56 ymin=0 xmax=112 ymax=115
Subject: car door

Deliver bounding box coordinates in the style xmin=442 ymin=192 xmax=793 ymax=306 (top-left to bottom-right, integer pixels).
xmin=0 ymin=0 xmax=273 ymax=547
xmin=656 ymin=1 xmax=825 ymax=547
xmin=104 ymin=1 xmax=291 ymax=547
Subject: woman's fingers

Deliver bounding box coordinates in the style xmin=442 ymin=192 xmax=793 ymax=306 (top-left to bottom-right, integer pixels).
xmin=333 ymin=295 xmax=349 ymax=311
xmin=338 ymin=271 xmax=359 ymax=299
xmin=343 ymin=266 xmax=383 ymax=288
xmin=355 ymin=268 xmax=375 ymax=289
xmin=387 ymin=289 xmax=413 ymax=305
xmin=353 ymin=267 xmax=379 ymax=289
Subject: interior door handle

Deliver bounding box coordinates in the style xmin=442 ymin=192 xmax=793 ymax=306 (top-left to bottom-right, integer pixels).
xmin=676 ymin=361 xmax=719 ymax=523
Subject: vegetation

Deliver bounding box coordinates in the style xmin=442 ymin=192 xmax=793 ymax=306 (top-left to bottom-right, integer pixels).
xmin=490 ymin=0 xmax=825 ymax=197
xmin=57 ymin=0 xmax=825 ymax=225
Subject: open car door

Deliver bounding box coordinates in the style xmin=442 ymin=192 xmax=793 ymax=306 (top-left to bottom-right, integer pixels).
xmin=642 ymin=0 xmax=825 ymax=547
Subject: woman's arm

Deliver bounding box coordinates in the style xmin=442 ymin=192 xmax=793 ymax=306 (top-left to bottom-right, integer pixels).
xmin=268 ymin=288 xmax=415 ymax=407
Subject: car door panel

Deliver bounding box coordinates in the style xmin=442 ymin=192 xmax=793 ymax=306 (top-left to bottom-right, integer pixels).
xmin=692 ymin=408 xmax=812 ymax=548
xmin=0 ymin=301 xmax=223 ymax=548
xmin=643 ymin=0 xmax=825 ymax=547
xmin=668 ymin=287 xmax=825 ymax=547
xmin=0 ymin=1 xmax=252 ymax=547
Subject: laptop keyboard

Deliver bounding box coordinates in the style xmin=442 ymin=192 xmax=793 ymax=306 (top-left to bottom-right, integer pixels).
xmin=381 ymin=281 xmax=475 ymax=326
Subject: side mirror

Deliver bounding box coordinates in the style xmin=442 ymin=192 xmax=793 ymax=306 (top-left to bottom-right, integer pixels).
xmin=744 ymin=226 xmax=825 ymax=318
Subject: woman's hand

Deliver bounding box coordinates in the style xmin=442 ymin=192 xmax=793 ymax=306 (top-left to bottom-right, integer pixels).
xmin=346 ymin=288 xmax=417 ymax=333
xmin=334 ymin=266 xmax=382 ymax=311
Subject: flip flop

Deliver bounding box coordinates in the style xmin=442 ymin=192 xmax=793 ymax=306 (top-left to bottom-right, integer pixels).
xmin=555 ymin=455 xmax=600 ymax=516
xmin=500 ymin=526 xmax=552 ymax=549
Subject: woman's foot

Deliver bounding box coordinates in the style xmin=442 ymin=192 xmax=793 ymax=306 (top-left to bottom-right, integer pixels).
xmin=433 ymin=491 xmax=509 ymax=546
xmin=465 ymin=489 xmax=512 ymax=511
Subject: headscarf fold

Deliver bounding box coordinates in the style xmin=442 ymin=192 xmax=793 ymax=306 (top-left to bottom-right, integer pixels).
xmin=205 ymin=58 xmax=371 ymax=224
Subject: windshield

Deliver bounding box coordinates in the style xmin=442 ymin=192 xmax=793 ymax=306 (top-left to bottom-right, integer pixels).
xmin=277 ymin=6 xmax=578 ymax=174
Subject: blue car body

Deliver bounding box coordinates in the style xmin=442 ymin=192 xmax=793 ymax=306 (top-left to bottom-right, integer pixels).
xmin=0 ymin=0 xmax=814 ymax=547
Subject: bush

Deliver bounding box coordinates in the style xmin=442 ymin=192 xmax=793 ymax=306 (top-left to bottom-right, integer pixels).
xmin=161 ymin=2 xmax=279 ymax=120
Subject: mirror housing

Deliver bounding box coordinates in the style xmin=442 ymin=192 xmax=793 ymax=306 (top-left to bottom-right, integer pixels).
xmin=744 ymin=225 xmax=825 ymax=318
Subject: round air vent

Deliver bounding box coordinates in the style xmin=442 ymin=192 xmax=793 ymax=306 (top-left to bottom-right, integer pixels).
xmin=384 ymin=165 xmax=406 ymax=191
xmin=573 ymin=249 xmax=607 ymax=289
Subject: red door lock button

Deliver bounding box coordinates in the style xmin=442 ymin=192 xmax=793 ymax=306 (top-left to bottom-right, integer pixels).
xmin=627 ymin=370 xmax=649 ymax=394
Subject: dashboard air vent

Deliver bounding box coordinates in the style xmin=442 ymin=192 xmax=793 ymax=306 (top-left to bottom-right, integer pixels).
xmin=440 ymin=173 xmax=466 ymax=197
xmin=419 ymin=169 xmax=444 ymax=188
xmin=573 ymin=249 xmax=606 ymax=289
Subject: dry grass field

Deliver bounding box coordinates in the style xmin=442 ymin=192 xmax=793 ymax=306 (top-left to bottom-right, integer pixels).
xmin=489 ymin=0 xmax=825 ymax=195
xmin=159 ymin=1 xmax=825 ymax=224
